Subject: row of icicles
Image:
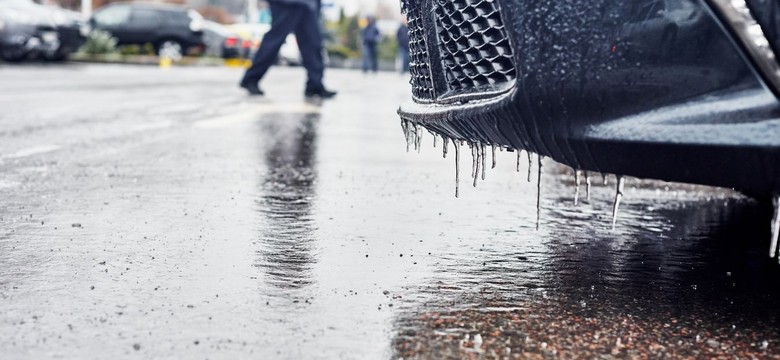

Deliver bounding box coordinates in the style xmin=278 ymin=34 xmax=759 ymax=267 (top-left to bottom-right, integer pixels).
xmin=401 ymin=119 xmax=626 ymax=231
xmin=403 ymin=119 xmax=780 ymax=262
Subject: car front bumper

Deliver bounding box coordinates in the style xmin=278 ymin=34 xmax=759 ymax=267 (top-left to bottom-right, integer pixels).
xmin=398 ymin=0 xmax=780 ymax=196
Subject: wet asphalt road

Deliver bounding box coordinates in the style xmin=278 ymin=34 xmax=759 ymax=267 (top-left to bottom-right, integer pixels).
xmin=2 ymin=63 xmax=780 ymax=359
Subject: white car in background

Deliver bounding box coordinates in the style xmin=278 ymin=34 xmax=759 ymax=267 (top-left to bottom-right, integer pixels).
xmin=226 ymin=23 xmax=301 ymax=65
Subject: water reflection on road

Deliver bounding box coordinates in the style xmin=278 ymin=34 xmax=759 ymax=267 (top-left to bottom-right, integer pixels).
xmin=392 ymin=183 xmax=780 ymax=358
xmin=256 ymin=114 xmax=319 ymax=292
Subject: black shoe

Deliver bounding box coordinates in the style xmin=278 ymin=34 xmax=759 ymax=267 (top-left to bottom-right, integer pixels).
xmin=240 ymin=79 xmax=264 ymax=96
xmin=305 ymin=86 xmax=337 ymax=99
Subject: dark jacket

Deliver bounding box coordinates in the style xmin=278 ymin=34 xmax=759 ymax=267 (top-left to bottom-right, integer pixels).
xmin=397 ymin=24 xmax=409 ymax=49
xmin=269 ymin=0 xmax=320 ymax=12
xmin=362 ymin=22 xmax=381 ymax=45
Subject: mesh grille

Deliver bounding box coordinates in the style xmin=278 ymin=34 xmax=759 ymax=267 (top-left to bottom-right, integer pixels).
xmin=433 ymin=0 xmax=516 ymax=93
xmin=406 ymin=3 xmax=435 ymax=100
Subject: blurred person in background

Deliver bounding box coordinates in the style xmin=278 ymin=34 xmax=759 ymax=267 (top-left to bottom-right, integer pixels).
xmin=361 ymin=16 xmax=380 ymax=73
xmin=396 ymin=17 xmax=409 ymax=74
xmin=239 ymin=0 xmax=336 ymax=98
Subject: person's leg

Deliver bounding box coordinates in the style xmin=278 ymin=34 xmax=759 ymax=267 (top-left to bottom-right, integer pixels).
xmin=362 ymin=43 xmax=370 ymax=73
xmin=370 ymin=44 xmax=379 ymax=72
xmin=294 ymin=7 xmax=325 ymax=91
xmin=241 ymin=2 xmax=303 ymax=86
xmin=400 ymin=48 xmax=409 ymax=73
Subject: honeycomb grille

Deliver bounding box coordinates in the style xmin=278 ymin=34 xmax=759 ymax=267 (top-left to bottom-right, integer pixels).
xmin=433 ymin=0 xmax=516 ymax=93
xmin=406 ymin=2 xmax=435 ymax=100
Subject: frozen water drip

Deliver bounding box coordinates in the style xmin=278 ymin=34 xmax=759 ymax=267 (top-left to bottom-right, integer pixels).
xmin=584 ymin=171 xmax=592 ymax=201
xmin=770 ymin=194 xmax=780 ymax=258
xmin=492 ymin=145 xmax=497 ymax=169
xmin=612 ymin=176 xmax=626 ymax=230
xmin=574 ymin=170 xmax=581 ymax=206
xmin=537 ymin=155 xmax=544 ymax=230
xmin=455 ymin=141 xmax=461 ymax=198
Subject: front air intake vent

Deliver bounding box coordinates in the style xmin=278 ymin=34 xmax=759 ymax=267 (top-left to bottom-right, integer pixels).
xmin=405 ymin=0 xmax=435 ymax=101
xmin=433 ymin=0 xmax=517 ymax=95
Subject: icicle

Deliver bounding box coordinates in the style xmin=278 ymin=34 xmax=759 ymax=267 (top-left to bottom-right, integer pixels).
xmin=470 ymin=143 xmax=477 ymax=179
xmin=481 ymin=143 xmax=487 ymax=181
xmin=443 ymin=137 xmax=449 ymax=159
xmin=516 ymin=150 xmax=521 ymax=172
xmin=536 ymin=155 xmax=544 ymax=230
xmin=574 ymin=170 xmax=581 ymax=206
xmin=411 ymin=123 xmax=418 ymax=152
xmin=770 ymin=194 xmax=780 ymax=258
xmin=584 ymin=171 xmax=592 ymax=201
xmin=403 ymin=120 xmax=412 ymax=153
xmin=611 ymin=176 xmax=625 ymax=230
xmin=491 ymin=145 xmax=497 ymax=169
xmin=416 ymin=124 xmax=423 ymax=153
xmin=527 ymin=151 xmax=533 ymax=182
xmin=602 ymin=173 xmax=608 ymax=186
xmin=433 ymin=133 xmax=438 ymax=148
xmin=455 ymin=142 xmax=461 ymax=198
xmin=473 ymin=143 xmax=481 ymax=187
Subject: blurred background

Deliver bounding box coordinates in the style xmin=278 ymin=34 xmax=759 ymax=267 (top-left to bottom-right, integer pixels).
xmin=0 ymin=0 xmax=407 ymax=71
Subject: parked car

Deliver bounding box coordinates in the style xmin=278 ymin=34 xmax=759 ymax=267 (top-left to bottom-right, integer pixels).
xmin=90 ymin=2 xmax=205 ymax=58
xmin=0 ymin=0 xmax=63 ymax=61
xmin=42 ymin=5 xmax=89 ymax=61
xmin=226 ymin=23 xmax=301 ymax=65
xmin=202 ymin=20 xmax=248 ymax=59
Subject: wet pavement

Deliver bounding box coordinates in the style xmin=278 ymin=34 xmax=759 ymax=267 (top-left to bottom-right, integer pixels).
xmin=1 ymin=63 xmax=780 ymax=359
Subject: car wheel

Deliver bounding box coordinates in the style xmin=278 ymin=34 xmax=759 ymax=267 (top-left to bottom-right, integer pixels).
xmin=157 ymin=39 xmax=183 ymax=60
xmin=1 ymin=48 xmax=27 ymax=62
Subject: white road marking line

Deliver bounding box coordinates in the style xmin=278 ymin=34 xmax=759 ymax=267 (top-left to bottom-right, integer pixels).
xmin=193 ymin=102 xmax=321 ymax=129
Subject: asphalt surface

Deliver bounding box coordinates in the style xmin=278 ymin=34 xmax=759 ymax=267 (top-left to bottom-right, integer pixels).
xmin=1 ymin=63 xmax=780 ymax=359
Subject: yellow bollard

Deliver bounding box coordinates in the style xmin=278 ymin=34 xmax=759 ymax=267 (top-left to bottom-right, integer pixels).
xmin=159 ymin=56 xmax=172 ymax=69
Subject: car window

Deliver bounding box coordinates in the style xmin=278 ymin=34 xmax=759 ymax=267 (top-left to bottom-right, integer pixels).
xmin=132 ymin=8 xmax=162 ymax=27
xmin=94 ymin=5 xmax=131 ymax=26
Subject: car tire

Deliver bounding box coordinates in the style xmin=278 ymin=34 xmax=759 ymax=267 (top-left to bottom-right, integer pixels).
xmin=1 ymin=48 xmax=27 ymax=62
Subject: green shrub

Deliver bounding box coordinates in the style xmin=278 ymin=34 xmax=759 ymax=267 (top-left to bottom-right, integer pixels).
xmin=326 ymin=44 xmax=358 ymax=59
xmin=80 ymin=30 xmax=117 ymax=55
xmin=118 ymin=44 xmax=140 ymax=56
xmin=377 ymin=36 xmax=399 ymax=61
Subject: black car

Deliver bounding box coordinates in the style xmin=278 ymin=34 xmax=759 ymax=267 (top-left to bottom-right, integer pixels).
xmin=43 ymin=5 xmax=89 ymax=61
xmin=0 ymin=0 xmax=59 ymax=61
xmin=398 ymin=0 xmax=780 ymax=255
xmin=91 ymin=2 xmax=205 ymax=58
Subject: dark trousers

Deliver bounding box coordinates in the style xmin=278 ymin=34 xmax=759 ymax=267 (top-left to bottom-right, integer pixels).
xmin=399 ymin=47 xmax=409 ymax=73
xmin=242 ymin=2 xmax=324 ymax=90
xmin=362 ymin=42 xmax=378 ymax=73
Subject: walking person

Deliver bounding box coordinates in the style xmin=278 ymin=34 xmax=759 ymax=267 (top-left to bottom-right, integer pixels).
xmin=239 ymin=0 xmax=336 ymax=98
xmin=396 ymin=17 xmax=409 ymax=74
xmin=361 ymin=16 xmax=381 ymax=73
